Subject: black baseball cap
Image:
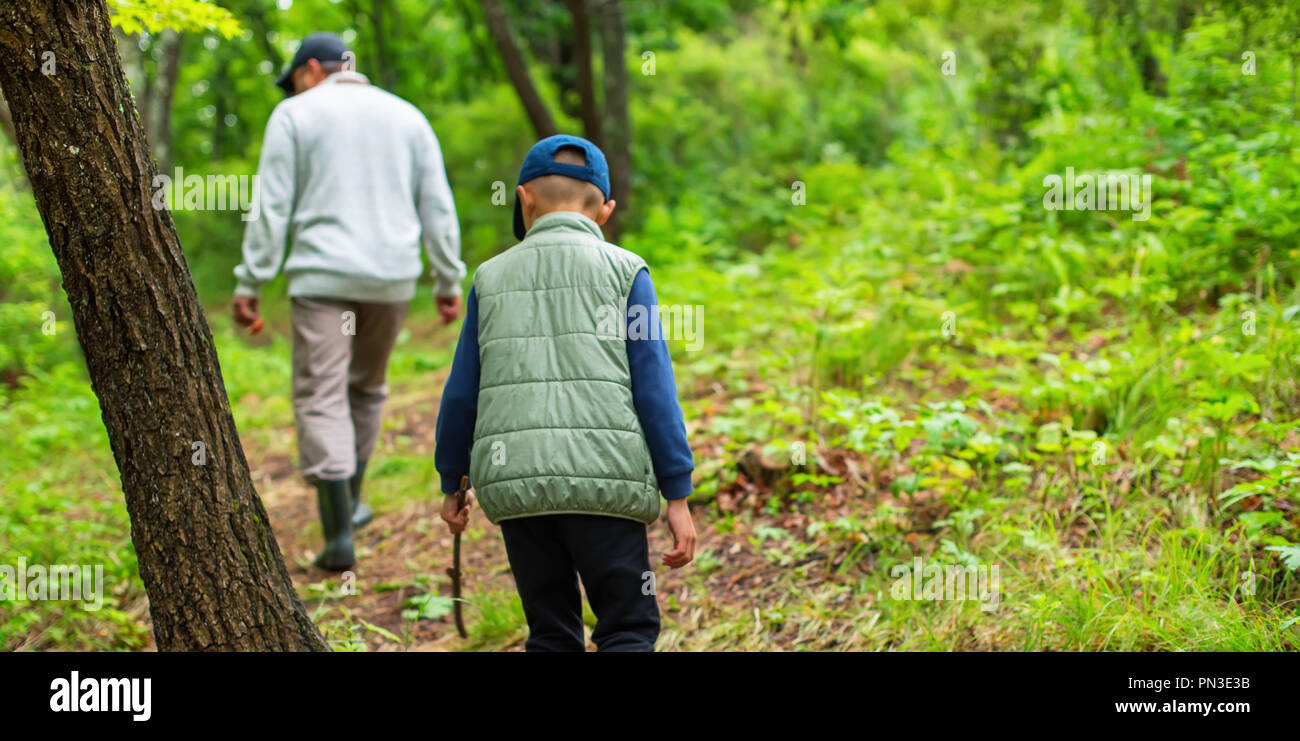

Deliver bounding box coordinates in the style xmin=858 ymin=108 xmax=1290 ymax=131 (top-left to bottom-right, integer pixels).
xmin=275 ymin=32 xmax=349 ymax=93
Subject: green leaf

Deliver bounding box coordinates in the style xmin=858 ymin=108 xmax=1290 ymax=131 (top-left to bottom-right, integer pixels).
xmin=402 ymin=593 xmax=454 ymax=621
xmin=1265 ymin=545 xmax=1300 ymax=572
xmin=108 ymin=0 xmax=242 ymax=37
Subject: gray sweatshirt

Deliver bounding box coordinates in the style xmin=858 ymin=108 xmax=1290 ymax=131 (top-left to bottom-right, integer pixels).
xmin=235 ymin=71 xmax=465 ymax=302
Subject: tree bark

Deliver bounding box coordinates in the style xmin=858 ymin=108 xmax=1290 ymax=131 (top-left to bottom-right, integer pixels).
xmin=596 ymin=0 xmax=630 ymax=241
xmin=482 ymin=0 xmax=557 ymax=138
xmin=0 ymin=0 xmax=328 ymax=652
xmin=567 ymin=0 xmax=603 ymax=148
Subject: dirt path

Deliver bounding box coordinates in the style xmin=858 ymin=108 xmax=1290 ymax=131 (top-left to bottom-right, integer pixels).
xmin=203 ymin=309 xmax=882 ymax=651
xmin=241 ymin=378 xmax=854 ymax=651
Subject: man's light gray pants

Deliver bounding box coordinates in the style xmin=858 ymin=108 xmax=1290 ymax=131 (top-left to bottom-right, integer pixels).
xmin=291 ymin=296 xmax=410 ymax=482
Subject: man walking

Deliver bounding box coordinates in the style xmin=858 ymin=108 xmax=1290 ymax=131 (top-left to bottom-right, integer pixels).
xmin=232 ymin=32 xmax=465 ymax=571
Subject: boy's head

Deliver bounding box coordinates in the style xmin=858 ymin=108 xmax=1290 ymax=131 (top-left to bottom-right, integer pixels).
xmin=513 ymin=135 xmax=616 ymax=240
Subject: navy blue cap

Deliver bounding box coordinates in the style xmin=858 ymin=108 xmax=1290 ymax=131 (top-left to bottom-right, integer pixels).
xmin=513 ymin=135 xmax=610 ymax=240
xmin=275 ymin=32 xmax=349 ymax=93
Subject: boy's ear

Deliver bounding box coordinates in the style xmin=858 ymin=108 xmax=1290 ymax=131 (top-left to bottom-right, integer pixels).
xmin=594 ymin=199 xmax=616 ymax=226
xmin=516 ymin=184 xmax=532 ymax=219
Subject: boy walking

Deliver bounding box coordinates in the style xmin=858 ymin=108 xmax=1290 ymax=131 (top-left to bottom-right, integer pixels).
xmin=434 ymin=135 xmax=696 ymax=651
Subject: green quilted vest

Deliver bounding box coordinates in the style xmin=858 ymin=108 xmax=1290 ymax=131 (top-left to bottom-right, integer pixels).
xmin=469 ymin=211 xmax=660 ymax=524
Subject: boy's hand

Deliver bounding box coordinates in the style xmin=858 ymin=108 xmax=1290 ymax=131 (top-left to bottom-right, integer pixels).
xmin=662 ymin=498 xmax=696 ymax=569
xmin=440 ymin=491 xmax=475 ymax=534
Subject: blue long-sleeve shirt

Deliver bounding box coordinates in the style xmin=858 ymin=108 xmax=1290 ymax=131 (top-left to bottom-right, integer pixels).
xmin=434 ymin=267 xmax=695 ymax=500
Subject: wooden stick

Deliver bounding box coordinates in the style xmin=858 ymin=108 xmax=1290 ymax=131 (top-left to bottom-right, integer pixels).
xmin=446 ymin=475 xmax=470 ymax=638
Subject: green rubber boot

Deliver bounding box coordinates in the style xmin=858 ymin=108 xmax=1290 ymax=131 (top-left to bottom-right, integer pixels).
xmin=350 ymin=459 xmax=373 ymax=531
xmin=313 ymin=478 xmax=355 ymax=571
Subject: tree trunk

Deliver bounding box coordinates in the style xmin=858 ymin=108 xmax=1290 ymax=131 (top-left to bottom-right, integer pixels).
xmin=118 ymin=28 xmax=153 ymax=141
xmin=452 ymin=0 xmax=495 ymax=94
xmin=212 ymin=42 xmax=231 ymax=159
xmin=0 ymin=96 xmax=16 ymax=146
xmin=155 ymin=30 xmax=183 ymax=173
xmin=482 ymin=0 xmax=557 ymax=138
xmin=1122 ymin=2 xmax=1166 ymax=96
xmin=596 ymin=0 xmax=631 ymax=241
xmin=1292 ymin=53 xmax=1298 ymax=125
xmin=546 ymin=34 xmax=580 ymax=126
xmin=246 ymin=0 xmax=285 ymax=72
xmin=0 ymin=0 xmax=328 ymax=652
xmin=370 ymin=0 xmax=398 ymax=92
xmin=1172 ymin=0 xmax=1194 ymax=50
xmin=567 ymin=0 xmax=603 ymax=148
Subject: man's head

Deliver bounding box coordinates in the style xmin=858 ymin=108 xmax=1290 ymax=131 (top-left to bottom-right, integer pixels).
xmin=275 ymin=32 xmax=351 ymax=96
xmin=513 ymin=135 xmax=615 ymax=239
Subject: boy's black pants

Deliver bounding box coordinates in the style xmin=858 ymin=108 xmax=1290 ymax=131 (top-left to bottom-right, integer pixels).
xmin=499 ymin=513 xmax=659 ymax=652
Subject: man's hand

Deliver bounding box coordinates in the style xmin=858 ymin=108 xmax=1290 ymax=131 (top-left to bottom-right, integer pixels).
xmin=662 ymin=498 xmax=696 ymax=569
xmin=440 ymin=490 xmax=475 ymax=534
xmin=233 ymin=296 xmax=260 ymax=328
xmin=436 ymin=295 xmax=461 ymax=325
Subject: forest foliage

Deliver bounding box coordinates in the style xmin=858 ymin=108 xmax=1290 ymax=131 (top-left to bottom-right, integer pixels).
xmin=2 ymin=0 xmax=1299 ymax=650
